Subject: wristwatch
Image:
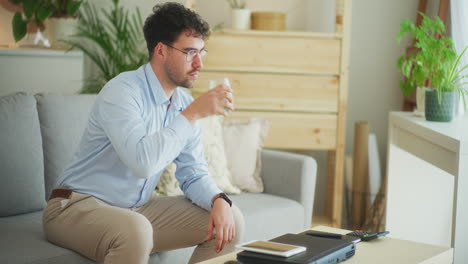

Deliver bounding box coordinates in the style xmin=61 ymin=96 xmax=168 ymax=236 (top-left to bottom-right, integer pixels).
xmin=211 ymin=193 xmax=232 ymax=207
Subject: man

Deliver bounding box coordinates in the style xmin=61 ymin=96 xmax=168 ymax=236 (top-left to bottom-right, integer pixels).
xmin=42 ymin=2 xmax=244 ymax=264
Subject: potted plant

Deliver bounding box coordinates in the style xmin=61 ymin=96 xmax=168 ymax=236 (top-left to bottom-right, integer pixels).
xmin=9 ymin=0 xmax=81 ymax=44
xmin=441 ymin=46 xmax=468 ymax=114
xmin=226 ymin=0 xmax=250 ymax=30
xmin=47 ymin=0 xmax=83 ymax=48
xmin=10 ymin=0 xmax=52 ymax=43
xmin=397 ymin=13 xmax=468 ymax=122
xmin=64 ymin=0 xmax=147 ymax=93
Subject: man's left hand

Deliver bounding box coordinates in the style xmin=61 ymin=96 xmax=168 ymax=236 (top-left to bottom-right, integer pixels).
xmin=205 ymin=198 xmax=235 ymax=253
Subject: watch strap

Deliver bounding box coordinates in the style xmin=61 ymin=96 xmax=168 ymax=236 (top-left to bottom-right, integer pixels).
xmin=212 ymin=193 xmax=232 ymax=207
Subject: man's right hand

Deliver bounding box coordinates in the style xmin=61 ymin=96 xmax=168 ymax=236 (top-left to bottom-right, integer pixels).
xmin=182 ymin=85 xmax=234 ymax=124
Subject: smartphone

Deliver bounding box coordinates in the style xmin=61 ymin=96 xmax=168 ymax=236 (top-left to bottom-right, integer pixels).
xmin=236 ymin=240 xmax=306 ymax=257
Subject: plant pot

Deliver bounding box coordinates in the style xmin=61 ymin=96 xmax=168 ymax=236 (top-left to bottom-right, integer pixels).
xmin=49 ymin=17 xmax=78 ymax=49
xmin=425 ymin=89 xmax=455 ymax=122
xmin=231 ymin=9 xmax=251 ymax=30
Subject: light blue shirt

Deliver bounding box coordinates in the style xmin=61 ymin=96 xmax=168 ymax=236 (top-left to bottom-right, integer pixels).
xmin=56 ymin=63 xmax=222 ymax=210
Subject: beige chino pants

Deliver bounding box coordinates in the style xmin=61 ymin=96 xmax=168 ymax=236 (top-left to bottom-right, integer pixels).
xmin=42 ymin=191 xmax=244 ymax=264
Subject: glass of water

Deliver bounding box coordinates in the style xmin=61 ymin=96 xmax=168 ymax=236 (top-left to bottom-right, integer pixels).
xmin=208 ymin=78 xmax=232 ymax=113
xmin=208 ymin=78 xmax=231 ymax=90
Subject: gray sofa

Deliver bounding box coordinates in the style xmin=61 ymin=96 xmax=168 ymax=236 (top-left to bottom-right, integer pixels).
xmin=0 ymin=92 xmax=317 ymax=264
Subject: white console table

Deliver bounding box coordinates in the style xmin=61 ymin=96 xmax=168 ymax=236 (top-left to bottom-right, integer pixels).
xmin=0 ymin=48 xmax=83 ymax=96
xmin=385 ymin=111 xmax=468 ymax=264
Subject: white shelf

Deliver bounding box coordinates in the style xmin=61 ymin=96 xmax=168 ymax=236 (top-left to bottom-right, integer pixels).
xmin=389 ymin=112 xmax=468 ymax=154
xmin=0 ymin=47 xmax=83 ymax=57
xmin=386 ymin=111 xmax=468 ymax=264
xmin=0 ymin=47 xmax=84 ymax=96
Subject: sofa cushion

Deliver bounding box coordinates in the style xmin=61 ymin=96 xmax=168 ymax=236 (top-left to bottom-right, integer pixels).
xmin=35 ymin=94 xmax=97 ymax=200
xmin=0 ymin=211 xmax=195 ymax=264
xmin=150 ymin=247 xmax=194 ymax=264
xmin=231 ymin=193 xmax=305 ymax=242
xmin=0 ymin=211 xmax=94 ymax=264
xmin=0 ymin=93 xmax=46 ymax=216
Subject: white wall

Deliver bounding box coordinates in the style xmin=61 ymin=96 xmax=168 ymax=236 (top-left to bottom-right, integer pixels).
xmin=0 ymin=0 xmax=17 ymax=46
xmin=346 ymin=0 xmax=419 ymax=176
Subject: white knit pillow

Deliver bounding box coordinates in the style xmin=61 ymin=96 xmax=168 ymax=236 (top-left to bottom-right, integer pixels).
xmin=223 ymin=118 xmax=269 ymax=193
xmin=156 ymin=115 xmax=240 ymax=196
xmin=156 ymin=162 xmax=183 ymax=196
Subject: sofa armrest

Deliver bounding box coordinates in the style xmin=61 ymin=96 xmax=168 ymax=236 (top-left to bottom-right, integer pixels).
xmin=260 ymin=149 xmax=317 ymax=229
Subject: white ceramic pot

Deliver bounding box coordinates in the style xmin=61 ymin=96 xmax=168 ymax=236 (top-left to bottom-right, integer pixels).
xmin=231 ymin=9 xmax=251 ymax=30
xmin=49 ymin=17 xmax=78 ymax=49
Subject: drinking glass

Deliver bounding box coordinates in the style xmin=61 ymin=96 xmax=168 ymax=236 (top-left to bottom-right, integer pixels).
xmin=208 ymin=78 xmax=231 ymax=90
xmin=208 ymin=78 xmax=232 ymax=113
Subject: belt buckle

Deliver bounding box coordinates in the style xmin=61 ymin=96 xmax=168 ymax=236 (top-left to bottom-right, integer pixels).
xmin=49 ymin=188 xmax=72 ymax=201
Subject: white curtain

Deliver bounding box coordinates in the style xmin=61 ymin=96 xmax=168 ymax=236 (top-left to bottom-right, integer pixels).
xmin=450 ymin=0 xmax=468 ymax=115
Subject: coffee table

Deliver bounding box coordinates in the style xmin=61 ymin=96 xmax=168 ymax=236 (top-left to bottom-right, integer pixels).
xmin=197 ymin=226 xmax=453 ymax=264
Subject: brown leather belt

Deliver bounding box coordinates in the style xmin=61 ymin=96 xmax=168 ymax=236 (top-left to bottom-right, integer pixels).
xmin=49 ymin=188 xmax=73 ymax=201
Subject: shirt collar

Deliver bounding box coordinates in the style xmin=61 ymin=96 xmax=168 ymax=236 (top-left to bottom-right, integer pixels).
xmin=144 ymin=63 xmax=183 ymax=112
xmin=170 ymin=88 xmax=184 ymax=112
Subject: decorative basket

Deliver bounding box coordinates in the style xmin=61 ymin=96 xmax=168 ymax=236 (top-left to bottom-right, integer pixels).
xmin=251 ymin=12 xmax=286 ymax=31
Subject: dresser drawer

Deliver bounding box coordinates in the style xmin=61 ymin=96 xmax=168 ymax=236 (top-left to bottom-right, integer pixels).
xmin=203 ymin=33 xmax=341 ymax=75
xmin=193 ymin=72 xmax=339 ymax=113
xmin=226 ymin=111 xmax=337 ymax=150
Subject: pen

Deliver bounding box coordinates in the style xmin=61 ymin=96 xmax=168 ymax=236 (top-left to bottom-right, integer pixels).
xmin=306 ymin=231 xmax=342 ymax=239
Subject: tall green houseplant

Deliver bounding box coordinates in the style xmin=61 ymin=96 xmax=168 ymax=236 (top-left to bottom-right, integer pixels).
xmin=66 ymin=0 xmax=147 ymax=93
xmin=397 ymin=13 xmax=468 ymax=121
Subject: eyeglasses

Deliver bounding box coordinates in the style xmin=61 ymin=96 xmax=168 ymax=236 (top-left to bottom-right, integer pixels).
xmin=163 ymin=43 xmax=208 ymax=62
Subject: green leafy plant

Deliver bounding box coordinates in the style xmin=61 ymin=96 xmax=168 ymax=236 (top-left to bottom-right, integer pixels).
xmin=396 ymin=13 xmax=468 ymax=105
xmin=397 ymin=13 xmax=456 ymax=95
xmin=49 ymin=0 xmax=82 ymax=17
xmin=65 ymin=0 xmax=147 ymax=93
xmin=441 ymin=46 xmax=468 ymax=108
xmin=226 ymin=0 xmax=246 ymax=9
xmin=10 ymin=0 xmax=82 ymax=42
xmin=10 ymin=0 xmax=52 ymax=42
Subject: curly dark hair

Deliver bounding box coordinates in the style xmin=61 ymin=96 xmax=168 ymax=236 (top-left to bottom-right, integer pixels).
xmin=143 ymin=2 xmax=210 ymax=60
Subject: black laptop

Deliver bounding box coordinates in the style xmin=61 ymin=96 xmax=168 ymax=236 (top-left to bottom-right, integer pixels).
xmin=237 ymin=232 xmax=355 ymax=264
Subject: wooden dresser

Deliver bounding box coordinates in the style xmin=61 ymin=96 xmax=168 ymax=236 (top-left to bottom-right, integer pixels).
xmin=193 ymin=0 xmax=351 ymax=227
